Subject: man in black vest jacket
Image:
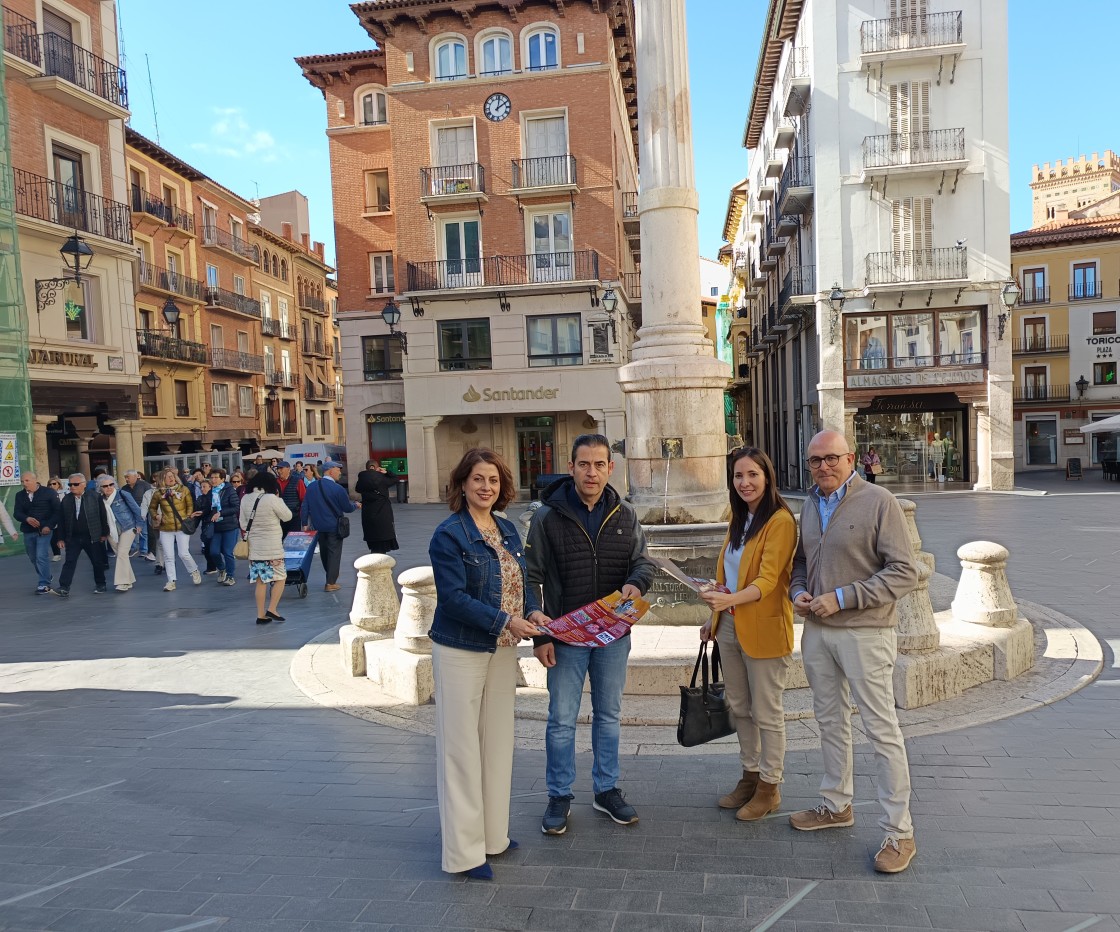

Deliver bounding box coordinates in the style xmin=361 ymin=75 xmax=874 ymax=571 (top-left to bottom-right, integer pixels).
xmin=13 ymin=471 xmax=60 ymax=593
xmin=53 ymin=473 xmax=109 ymax=597
xmin=526 ymin=433 xmax=655 ymax=836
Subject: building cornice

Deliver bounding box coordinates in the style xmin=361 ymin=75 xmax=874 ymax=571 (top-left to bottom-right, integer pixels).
xmin=296 ymin=49 xmax=385 ymax=92
xmin=743 ymin=0 xmax=803 ymax=150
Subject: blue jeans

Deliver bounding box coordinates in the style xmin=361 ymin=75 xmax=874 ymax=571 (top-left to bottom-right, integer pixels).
xmin=545 ymin=635 xmax=631 ymax=797
xmin=212 ymin=528 xmax=238 ymax=577
xmin=24 ymin=530 xmax=53 ymax=588
xmin=136 ymin=524 xmax=148 ymax=554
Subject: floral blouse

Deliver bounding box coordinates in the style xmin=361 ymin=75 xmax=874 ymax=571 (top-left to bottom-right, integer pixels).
xmin=479 ymin=525 xmax=525 ymax=648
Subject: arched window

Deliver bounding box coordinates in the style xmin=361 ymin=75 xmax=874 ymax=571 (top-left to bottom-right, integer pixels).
xmin=524 ymin=26 xmax=559 ymax=72
xmin=360 ymin=90 xmax=387 ymax=126
xmin=432 ymin=36 xmax=468 ymax=81
xmin=272 ymin=255 xmax=279 ymax=278
xmin=262 ymin=249 xmax=270 ymax=273
xmin=478 ymin=32 xmax=512 ymax=76
xmin=280 ymin=259 xmax=287 ymax=282
xmin=253 ymin=245 xmax=261 ymax=265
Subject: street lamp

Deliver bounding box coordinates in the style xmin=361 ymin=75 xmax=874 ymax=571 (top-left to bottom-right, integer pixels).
xmin=161 ymin=297 xmax=181 ymax=329
xmin=36 ymin=232 xmax=95 ymax=312
xmin=998 ymin=279 xmax=1021 ymax=340
xmin=827 ymin=283 xmax=845 ymax=345
xmin=266 ymin=386 xmax=279 ymax=403
xmin=601 ymin=288 xmax=618 ymax=314
xmin=1076 ymin=374 xmax=1089 ymax=399
xmin=141 ymin=370 xmax=161 ymax=393
xmin=380 ymin=298 xmax=407 ymax=354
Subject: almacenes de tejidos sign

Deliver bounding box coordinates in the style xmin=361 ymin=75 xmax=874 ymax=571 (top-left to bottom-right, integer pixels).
xmin=846 ymin=368 xmax=984 ymax=389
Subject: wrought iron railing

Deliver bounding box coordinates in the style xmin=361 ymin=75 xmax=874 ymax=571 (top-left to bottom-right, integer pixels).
xmin=136 ymin=262 xmax=204 ymax=301
xmin=406 ymin=250 xmax=599 ymax=291
xmin=1069 ymin=282 xmax=1102 ymax=300
xmin=298 ymin=293 xmax=325 ymax=313
xmin=848 ymin=352 xmax=986 ymax=371
xmin=778 ymin=154 xmax=813 ymax=203
xmin=1012 ymin=334 xmax=1068 ymax=354
xmin=12 ymin=168 xmax=131 ymax=244
xmin=865 ymin=247 xmax=967 ymax=285
xmin=623 ymin=271 xmax=641 ymax=300
xmin=1019 ymin=285 xmax=1050 ymax=305
xmin=781 ymin=45 xmax=809 ymax=99
xmin=265 ymin=369 xmax=294 ymax=388
xmin=622 ymin=191 xmax=638 ymax=218
xmin=779 ymin=265 xmax=816 ymax=310
xmin=304 ymin=383 xmax=337 ymax=401
xmin=1014 ymin=384 xmax=1071 ymax=403
xmin=420 ymin=162 xmax=485 ymax=197
xmin=203 ymin=286 xmax=260 ymax=317
xmin=210 ymin=347 xmax=263 ymax=373
xmin=302 ymin=338 xmax=329 ymax=358
xmin=201 ymin=224 xmax=255 ymax=261
xmin=38 ymin=31 xmax=128 ymax=109
xmin=511 ymin=155 xmax=577 ymax=189
xmin=2 ymin=6 xmax=39 ymax=66
xmin=136 ymin=329 xmax=208 ymax=364
xmin=862 ymin=128 xmax=966 ymax=170
xmin=130 ymin=187 xmax=193 ymax=232
xmin=860 ymin=10 xmax=963 ymax=54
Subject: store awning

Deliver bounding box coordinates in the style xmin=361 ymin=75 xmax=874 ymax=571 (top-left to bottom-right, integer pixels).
xmin=1080 ymin=414 xmax=1120 ymax=435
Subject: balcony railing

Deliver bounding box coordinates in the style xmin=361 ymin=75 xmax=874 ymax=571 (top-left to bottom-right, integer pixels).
xmin=265 ymin=369 xmax=295 ymax=388
xmin=781 ymin=46 xmax=810 ymax=115
xmin=1012 ymin=334 xmax=1069 ymax=354
xmin=304 ymin=383 xmax=338 ymax=402
xmin=420 ymin=162 xmax=485 ymax=197
xmin=136 ymin=262 xmax=204 ymax=302
xmin=860 ymin=10 xmax=964 ymax=55
xmin=2 ymin=6 xmax=39 ymax=65
xmin=865 ymin=247 xmax=967 ymax=285
xmin=136 ymin=329 xmax=208 ymax=364
xmin=778 ymin=154 xmax=813 ymax=208
xmin=848 ymin=352 xmax=986 ymax=371
xmin=1019 ymin=285 xmax=1050 ymax=305
xmin=204 ymin=286 xmax=261 ymax=317
xmin=622 ymin=191 xmax=638 ymax=218
xmin=364 ymin=367 xmax=403 ymax=381
xmin=1014 ymin=384 xmax=1071 ymax=403
xmin=201 ymin=224 xmax=255 ymax=261
xmin=862 ymin=129 xmax=966 ymax=170
xmin=130 ymin=186 xmax=193 ymax=232
xmin=302 ymin=338 xmax=329 ymax=358
xmin=406 ymin=250 xmax=600 ymax=291
xmin=511 ymin=155 xmax=577 ymax=189
xmin=265 ymin=418 xmax=283 ymax=435
xmin=210 ymin=347 xmax=264 ymax=373
xmin=12 ymin=167 xmax=131 ymax=244
xmin=779 ymin=265 xmax=816 ymax=311
xmin=16 ymin=29 xmax=128 ymax=109
xmin=298 ymin=293 xmax=325 ymax=313
xmin=1069 ymin=282 xmax=1102 ymax=301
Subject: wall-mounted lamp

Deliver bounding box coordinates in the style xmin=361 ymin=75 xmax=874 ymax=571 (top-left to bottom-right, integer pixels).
xmin=997 ymin=278 xmax=1021 ymax=340
xmin=161 ymin=297 xmax=181 ymax=329
xmin=266 ymin=386 xmax=279 ymax=403
xmin=497 ymin=292 xmax=511 ymax=313
xmin=408 ymin=296 xmax=424 ymax=318
xmin=36 ymin=232 xmax=94 ymax=312
xmin=827 ymin=283 xmax=845 ymax=345
xmin=1076 ymin=374 xmax=1089 ymax=399
xmin=588 ymin=287 xmax=619 ymax=345
xmin=380 ymin=298 xmax=408 ymax=354
xmin=141 ymin=369 xmax=161 ymax=393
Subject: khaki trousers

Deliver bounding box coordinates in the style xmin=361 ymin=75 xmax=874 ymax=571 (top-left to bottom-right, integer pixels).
xmin=432 ymin=642 xmax=517 ymax=872
xmin=109 ymin=529 xmax=136 ymax=588
xmin=801 ymin=619 xmax=913 ymax=838
xmin=716 ymin=612 xmax=792 ymax=783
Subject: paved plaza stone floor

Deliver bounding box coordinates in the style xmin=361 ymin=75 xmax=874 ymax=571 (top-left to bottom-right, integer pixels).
xmin=0 ymin=475 xmax=1119 ymax=932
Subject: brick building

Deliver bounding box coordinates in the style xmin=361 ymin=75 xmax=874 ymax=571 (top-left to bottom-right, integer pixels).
xmin=298 ymin=0 xmax=641 ymax=502
xmin=3 ymin=0 xmax=141 ymax=477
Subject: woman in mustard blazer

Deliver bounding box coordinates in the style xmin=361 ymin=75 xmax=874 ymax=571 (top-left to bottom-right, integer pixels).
xmin=699 ymin=446 xmax=797 ymax=821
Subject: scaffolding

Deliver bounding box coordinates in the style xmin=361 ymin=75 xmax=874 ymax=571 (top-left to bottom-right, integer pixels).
xmin=0 ymin=44 xmax=35 ymax=556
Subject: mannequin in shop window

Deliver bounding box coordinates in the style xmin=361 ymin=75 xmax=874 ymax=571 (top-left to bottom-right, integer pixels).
xmin=928 ymin=432 xmax=946 ymax=481
xmin=943 ymin=434 xmax=956 ymax=482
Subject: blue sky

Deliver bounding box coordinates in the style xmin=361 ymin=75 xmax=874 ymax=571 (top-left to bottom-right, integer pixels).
xmin=118 ymin=0 xmax=1120 ymax=269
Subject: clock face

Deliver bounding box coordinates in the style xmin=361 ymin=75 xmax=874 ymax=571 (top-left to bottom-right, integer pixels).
xmin=483 ymin=92 xmax=512 ymax=122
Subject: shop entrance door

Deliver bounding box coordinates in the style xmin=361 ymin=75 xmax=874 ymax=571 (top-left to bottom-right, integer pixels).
xmin=516 ymin=416 xmax=555 ymax=497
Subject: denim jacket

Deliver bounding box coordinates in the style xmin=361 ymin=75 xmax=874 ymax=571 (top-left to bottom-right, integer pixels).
xmin=428 ymin=510 xmax=542 ymax=652
xmin=107 ymin=491 xmax=143 ymax=532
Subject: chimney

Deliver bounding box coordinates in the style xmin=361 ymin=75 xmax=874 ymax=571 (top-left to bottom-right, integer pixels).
xmin=1054 ymin=208 xmax=1070 ymax=223
xmin=301 ymin=232 xmax=310 ymax=249
xmin=314 ymin=241 xmax=324 ymax=258
xmin=282 ymin=222 xmax=293 ymax=240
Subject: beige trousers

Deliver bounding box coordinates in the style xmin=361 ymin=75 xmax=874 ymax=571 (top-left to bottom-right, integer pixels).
xmin=109 ymin=529 xmax=136 ymax=588
xmin=801 ymin=619 xmax=913 ymax=838
xmin=716 ymin=612 xmax=792 ymax=783
xmin=432 ymin=642 xmax=518 ymax=873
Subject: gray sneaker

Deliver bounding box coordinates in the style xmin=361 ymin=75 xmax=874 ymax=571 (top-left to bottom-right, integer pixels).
xmin=542 ymin=795 xmax=573 ymax=835
xmin=191 ymin=570 xmax=202 ymax=585
xmin=593 ymin=789 xmax=638 ymax=826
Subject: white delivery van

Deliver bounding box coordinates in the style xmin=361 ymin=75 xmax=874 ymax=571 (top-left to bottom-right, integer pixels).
xmin=284 ymin=444 xmax=348 ymax=481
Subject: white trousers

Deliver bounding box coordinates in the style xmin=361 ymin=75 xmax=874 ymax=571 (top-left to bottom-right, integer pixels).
xmin=109 ymin=529 xmax=136 ymax=587
xmin=432 ymin=642 xmax=517 ymax=873
xmin=801 ymin=619 xmax=913 ymax=838
xmin=159 ymin=530 xmax=198 ymax=583
xmin=716 ymin=613 xmax=791 ymax=783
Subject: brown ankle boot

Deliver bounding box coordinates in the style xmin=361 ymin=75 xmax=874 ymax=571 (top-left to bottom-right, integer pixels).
xmin=718 ymin=770 xmax=759 ymax=809
xmin=736 ymin=779 xmax=781 ymax=821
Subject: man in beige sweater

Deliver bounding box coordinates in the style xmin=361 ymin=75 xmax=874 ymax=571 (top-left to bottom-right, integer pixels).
xmin=789 ymin=430 xmax=919 ymax=873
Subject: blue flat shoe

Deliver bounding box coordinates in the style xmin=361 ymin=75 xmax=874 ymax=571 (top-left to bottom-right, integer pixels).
xmin=489 ymin=839 xmax=518 ymax=857
xmin=460 ymin=862 xmax=493 ymax=880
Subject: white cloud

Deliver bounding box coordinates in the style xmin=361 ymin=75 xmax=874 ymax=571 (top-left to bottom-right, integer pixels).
xmin=191 ymin=107 xmax=282 ymax=163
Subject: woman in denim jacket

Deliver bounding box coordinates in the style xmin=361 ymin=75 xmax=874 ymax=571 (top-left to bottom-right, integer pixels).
xmin=428 ymin=449 xmax=550 ymax=880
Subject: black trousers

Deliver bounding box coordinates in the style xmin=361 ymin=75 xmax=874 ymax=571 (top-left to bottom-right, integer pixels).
xmin=58 ymin=534 xmax=108 ymax=589
xmin=317 ymin=531 xmax=344 ymax=585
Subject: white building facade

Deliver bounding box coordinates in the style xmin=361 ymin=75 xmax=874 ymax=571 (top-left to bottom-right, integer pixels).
xmin=732 ymin=0 xmax=1012 ymax=490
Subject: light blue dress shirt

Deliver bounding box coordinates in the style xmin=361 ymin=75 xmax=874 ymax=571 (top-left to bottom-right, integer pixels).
xmin=796 ymin=471 xmax=858 ymax=610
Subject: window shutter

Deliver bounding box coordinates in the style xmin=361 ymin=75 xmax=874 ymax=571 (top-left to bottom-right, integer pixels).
xmin=917 ymin=81 xmax=930 ymax=134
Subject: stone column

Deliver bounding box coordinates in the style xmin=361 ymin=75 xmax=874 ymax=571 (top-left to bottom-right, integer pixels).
xmin=107 ymin=419 xmax=144 ymax=477
xmin=616 ymin=0 xmax=731 ymax=525
xmin=32 ymin=414 xmax=55 ymax=477
xmin=339 ymin=554 xmax=399 ymax=676
xmin=395 ymin=567 xmax=436 ymax=654
xmin=422 ymin=416 xmax=442 ymax=504
xmin=76 ymin=438 xmax=91 ymax=478
xmin=973 ymin=403 xmax=991 ymax=491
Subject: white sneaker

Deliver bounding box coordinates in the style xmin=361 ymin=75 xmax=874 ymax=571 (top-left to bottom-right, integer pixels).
xmin=115 ymin=584 xmax=131 ymax=592
xmin=163 ymin=581 xmax=176 ymax=591
xmin=191 ymin=570 xmax=202 ymax=585
xmin=144 ymin=552 xmax=156 ymax=562
xmin=217 ymin=571 xmax=227 ymax=583
xmin=51 ymin=555 xmax=62 ymax=562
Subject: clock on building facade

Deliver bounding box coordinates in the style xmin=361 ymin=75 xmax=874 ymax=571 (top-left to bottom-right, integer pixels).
xmin=483 ymin=92 xmax=512 ymax=122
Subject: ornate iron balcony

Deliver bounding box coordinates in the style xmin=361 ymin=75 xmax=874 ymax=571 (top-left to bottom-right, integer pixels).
xmin=13 ymin=168 xmax=131 ymax=244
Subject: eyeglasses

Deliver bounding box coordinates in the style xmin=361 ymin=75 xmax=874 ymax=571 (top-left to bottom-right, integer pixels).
xmin=101 ymin=483 xmax=115 ymax=487
xmin=807 ymin=454 xmax=847 ymax=469
xmin=67 ymin=482 xmax=83 ymax=487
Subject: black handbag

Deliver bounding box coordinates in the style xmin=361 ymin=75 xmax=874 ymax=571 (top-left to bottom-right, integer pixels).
xmin=677 ymin=640 xmax=736 ymax=748
xmin=316 ymin=482 xmax=351 ymax=538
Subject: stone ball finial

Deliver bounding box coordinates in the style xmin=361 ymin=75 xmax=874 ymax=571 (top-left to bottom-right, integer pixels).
xmin=951 ymin=541 xmax=1016 ymax=627
xmin=396 ymin=566 xmax=436 ymax=654
xmin=349 ymin=553 xmax=399 ymax=633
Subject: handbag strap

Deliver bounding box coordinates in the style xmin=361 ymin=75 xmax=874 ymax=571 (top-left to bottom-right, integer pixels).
xmin=315 ymin=480 xmax=343 ymax=521
xmin=242 ymin=494 xmax=263 ymax=534
xmin=689 ymin=642 xmax=712 ymax=692
xmin=710 ymin=641 xmax=724 ymax=683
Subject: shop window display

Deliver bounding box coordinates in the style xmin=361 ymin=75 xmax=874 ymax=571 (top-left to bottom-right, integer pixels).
xmin=854 ymin=411 xmax=965 ymax=483
xmin=844 ymin=308 xmax=985 ymax=371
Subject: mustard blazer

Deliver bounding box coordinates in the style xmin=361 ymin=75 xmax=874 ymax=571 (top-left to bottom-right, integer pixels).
xmin=713 ymin=508 xmax=797 ymax=659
